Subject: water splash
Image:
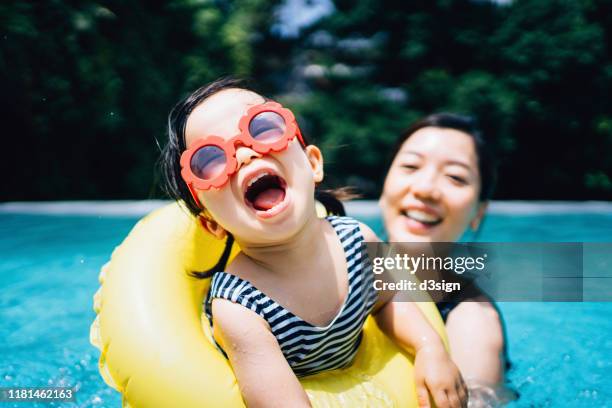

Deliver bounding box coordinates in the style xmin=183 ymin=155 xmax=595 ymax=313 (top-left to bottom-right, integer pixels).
xmin=468 ymin=381 xmax=518 ymax=408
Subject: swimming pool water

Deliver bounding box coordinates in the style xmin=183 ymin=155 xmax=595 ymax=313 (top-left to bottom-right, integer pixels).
xmin=1 ymin=207 xmax=611 ymax=407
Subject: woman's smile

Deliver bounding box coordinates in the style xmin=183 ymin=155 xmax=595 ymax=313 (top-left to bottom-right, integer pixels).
xmin=400 ymin=205 xmax=444 ymax=234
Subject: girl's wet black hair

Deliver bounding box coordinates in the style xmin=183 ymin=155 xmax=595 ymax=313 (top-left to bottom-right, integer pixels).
xmin=390 ymin=113 xmax=497 ymax=201
xmin=159 ymin=77 xmax=348 ymax=278
xmin=160 ymin=77 xmax=244 ymax=216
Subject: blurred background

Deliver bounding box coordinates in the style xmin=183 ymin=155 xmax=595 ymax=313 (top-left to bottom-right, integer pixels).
xmin=2 ymin=0 xmax=611 ymax=202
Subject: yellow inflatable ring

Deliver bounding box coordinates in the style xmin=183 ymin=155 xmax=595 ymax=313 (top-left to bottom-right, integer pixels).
xmin=90 ymin=202 xmax=447 ymax=407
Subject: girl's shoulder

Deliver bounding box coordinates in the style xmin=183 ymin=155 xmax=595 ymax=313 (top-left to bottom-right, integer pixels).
xmin=325 ymin=215 xmax=379 ymax=242
xmin=324 ymin=215 xmax=361 ymax=231
xmin=223 ymin=251 xmax=263 ymax=283
xmin=206 ymin=265 xmax=270 ymax=323
xmin=324 ymin=214 xmax=355 ymax=224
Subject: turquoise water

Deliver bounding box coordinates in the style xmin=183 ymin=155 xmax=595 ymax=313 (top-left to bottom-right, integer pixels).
xmin=1 ymin=209 xmax=611 ymax=407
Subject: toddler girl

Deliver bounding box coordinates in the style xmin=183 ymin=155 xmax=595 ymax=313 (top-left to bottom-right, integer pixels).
xmin=160 ymin=78 xmax=467 ymax=408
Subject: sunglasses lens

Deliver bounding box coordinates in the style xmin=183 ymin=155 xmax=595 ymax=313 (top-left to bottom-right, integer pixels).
xmin=190 ymin=145 xmax=227 ymax=181
xmin=249 ymin=111 xmax=286 ymax=143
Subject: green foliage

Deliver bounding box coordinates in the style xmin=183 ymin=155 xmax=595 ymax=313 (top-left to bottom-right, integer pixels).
xmin=1 ymin=0 xmax=281 ymax=200
xmin=298 ymin=0 xmax=611 ymax=198
xmin=1 ymin=0 xmax=610 ymax=200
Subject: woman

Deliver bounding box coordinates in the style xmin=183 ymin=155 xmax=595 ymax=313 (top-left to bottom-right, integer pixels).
xmin=379 ymin=113 xmax=514 ymax=404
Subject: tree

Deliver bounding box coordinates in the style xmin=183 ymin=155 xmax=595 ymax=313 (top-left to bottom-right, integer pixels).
xmin=289 ymin=0 xmax=611 ymax=199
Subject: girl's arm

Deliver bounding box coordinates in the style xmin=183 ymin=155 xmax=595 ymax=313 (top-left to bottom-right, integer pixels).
xmin=358 ymin=222 xmax=467 ymax=408
xmin=212 ymin=298 xmax=311 ymax=408
xmin=375 ymin=300 xmax=467 ymax=408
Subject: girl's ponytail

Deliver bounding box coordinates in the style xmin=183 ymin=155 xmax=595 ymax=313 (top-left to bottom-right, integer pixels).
xmin=189 ymin=233 xmax=235 ymax=280
xmin=314 ymin=187 xmax=359 ymax=216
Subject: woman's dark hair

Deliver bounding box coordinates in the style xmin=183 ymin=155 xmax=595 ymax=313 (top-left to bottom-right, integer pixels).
xmin=390 ymin=113 xmax=497 ymax=201
xmin=158 ymin=77 xmax=349 ymax=278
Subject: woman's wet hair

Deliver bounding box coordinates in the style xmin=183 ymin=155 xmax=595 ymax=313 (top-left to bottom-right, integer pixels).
xmin=159 ymin=77 xmax=349 ymax=278
xmin=390 ymin=113 xmax=498 ymax=201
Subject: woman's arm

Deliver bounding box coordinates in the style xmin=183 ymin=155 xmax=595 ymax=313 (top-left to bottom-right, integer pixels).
xmin=445 ymin=299 xmax=505 ymax=384
xmin=212 ymin=298 xmax=311 ymax=408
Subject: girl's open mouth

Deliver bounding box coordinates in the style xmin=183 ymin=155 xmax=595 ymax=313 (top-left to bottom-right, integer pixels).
xmin=244 ymin=172 xmax=289 ymax=217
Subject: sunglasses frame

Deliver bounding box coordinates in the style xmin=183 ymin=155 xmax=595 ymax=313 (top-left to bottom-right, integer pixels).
xmin=180 ymin=101 xmax=306 ymax=207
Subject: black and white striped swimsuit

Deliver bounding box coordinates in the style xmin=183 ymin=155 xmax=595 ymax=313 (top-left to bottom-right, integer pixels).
xmin=204 ymin=216 xmax=378 ymax=377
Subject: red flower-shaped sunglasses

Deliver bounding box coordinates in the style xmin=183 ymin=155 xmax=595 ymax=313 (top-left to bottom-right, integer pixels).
xmin=180 ymin=101 xmax=306 ymax=207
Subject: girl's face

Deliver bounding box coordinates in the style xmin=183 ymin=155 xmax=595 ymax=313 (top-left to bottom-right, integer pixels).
xmin=184 ymin=89 xmax=323 ymax=244
xmin=379 ymin=127 xmax=486 ymax=243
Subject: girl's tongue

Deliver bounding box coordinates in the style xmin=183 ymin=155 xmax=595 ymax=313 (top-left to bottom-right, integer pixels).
xmin=245 ymin=174 xmax=287 ymax=211
xmin=252 ymin=188 xmax=286 ymax=211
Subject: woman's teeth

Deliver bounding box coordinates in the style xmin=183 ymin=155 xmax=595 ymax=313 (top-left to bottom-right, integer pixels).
xmin=404 ymin=209 xmax=442 ymax=225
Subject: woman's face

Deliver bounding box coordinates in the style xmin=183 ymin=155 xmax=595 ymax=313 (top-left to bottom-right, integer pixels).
xmin=380 ymin=126 xmax=486 ymax=243
xmin=184 ymin=88 xmax=323 ymax=245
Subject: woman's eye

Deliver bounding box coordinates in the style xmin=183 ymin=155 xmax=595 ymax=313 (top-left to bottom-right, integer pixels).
xmin=448 ymin=175 xmax=468 ymax=184
xmin=401 ymin=164 xmax=418 ymax=171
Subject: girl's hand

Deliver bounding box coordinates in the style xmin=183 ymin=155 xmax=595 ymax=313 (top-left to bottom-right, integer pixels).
xmin=414 ymin=345 xmax=468 ymax=408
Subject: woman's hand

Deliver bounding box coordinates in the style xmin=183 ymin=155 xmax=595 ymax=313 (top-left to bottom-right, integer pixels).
xmin=414 ymin=345 xmax=468 ymax=408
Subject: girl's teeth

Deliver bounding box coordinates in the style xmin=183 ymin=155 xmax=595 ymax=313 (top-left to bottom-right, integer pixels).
xmin=247 ymin=172 xmax=270 ymax=188
xmin=406 ymin=210 xmax=441 ymax=223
